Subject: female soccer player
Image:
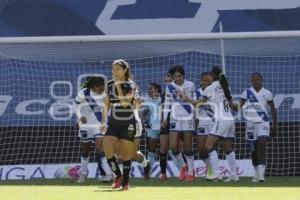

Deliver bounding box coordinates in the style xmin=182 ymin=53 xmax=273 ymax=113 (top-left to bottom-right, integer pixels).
xmin=159 ymin=70 xmax=188 ymax=180
xmin=131 ymin=111 xmax=151 ymax=180
xmin=182 ymin=66 xmax=238 ymax=182
xmin=74 ymin=76 xmax=113 ymax=183
xmin=162 ymin=65 xmax=196 ymax=182
xmin=141 ymin=83 xmax=162 ymax=173
xmin=230 ymin=72 xmax=277 ymax=182
xmin=103 ymin=59 xmax=142 ymax=190
xmin=194 ymin=72 xmax=214 ymax=179
xmin=159 ymin=72 xmax=173 ymax=180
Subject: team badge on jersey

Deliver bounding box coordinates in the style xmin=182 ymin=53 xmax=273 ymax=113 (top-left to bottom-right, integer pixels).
xmin=128 ymin=124 xmax=135 ymax=138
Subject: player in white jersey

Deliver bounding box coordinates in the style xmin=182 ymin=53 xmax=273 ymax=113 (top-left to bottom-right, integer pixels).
xmin=194 ymin=72 xmax=214 ymax=178
xmin=74 ymin=76 xmax=113 ymax=183
xmin=162 ymin=65 xmax=196 ymax=182
xmin=183 ymin=66 xmax=239 ymax=182
xmin=159 ymin=70 xmax=188 ymax=180
xmin=230 ymin=72 xmax=277 ymax=182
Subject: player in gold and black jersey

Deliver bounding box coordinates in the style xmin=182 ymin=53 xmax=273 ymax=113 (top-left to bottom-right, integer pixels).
xmin=103 ymin=59 xmax=143 ymax=190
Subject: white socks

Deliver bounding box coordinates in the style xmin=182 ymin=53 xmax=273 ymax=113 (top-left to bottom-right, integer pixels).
xmin=80 ymin=156 xmax=89 ymax=175
xmin=226 ymin=151 xmax=238 ymax=176
xmin=100 ymin=156 xmax=112 ymax=175
xmin=186 ymin=156 xmax=194 ymax=175
xmin=208 ymin=150 xmax=219 ymax=177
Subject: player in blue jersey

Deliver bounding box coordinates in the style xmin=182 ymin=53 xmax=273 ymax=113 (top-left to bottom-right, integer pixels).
xmin=159 ymin=72 xmax=173 ymax=180
xmin=131 ymin=105 xmax=151 ymax=180
xmin=74 ymin=76 xmax=113 ymax=183
xmin=140 ymin=83 xmax=162 ymax=175
xmin=230 ymin=72 xmax=277 ymax=182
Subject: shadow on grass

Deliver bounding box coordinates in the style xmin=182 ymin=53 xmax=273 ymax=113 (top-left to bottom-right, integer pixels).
xmin=0 ymin=177 xmax=299 ymax=187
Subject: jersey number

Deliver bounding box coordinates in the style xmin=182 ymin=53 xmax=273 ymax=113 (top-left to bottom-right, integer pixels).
xmin=223 ymin=100 xmax=229 ymax=112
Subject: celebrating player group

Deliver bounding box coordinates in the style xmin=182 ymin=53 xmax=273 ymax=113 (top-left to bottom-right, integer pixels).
xmin=73 ymin=59 xmax=277 ymax=190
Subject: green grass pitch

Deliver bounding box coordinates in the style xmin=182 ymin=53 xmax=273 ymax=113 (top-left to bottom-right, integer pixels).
xmin=0 ymin=177 xmax=299 ymax=200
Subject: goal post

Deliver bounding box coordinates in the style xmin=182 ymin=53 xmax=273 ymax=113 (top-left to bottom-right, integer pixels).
xmin=0 ymin=31 xmax=299 ymax=179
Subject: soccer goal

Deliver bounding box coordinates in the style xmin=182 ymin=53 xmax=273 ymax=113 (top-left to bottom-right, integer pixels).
xmin=0 ymin=31 xmax=299 ymax=179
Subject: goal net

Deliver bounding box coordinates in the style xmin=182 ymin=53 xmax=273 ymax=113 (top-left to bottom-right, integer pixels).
xmin=0 ymin=32 xmax=299 ymax=178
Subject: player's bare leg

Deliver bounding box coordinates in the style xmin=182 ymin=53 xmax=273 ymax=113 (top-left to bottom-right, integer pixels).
xmin=147 ymin=136 xmax=159 ymax=178
xmin=103 ymin=136 xmax=123 ymax=189
xmin=118 ymin=139 xmax=134 ymax=190
xmin=169 ymin=132 xmax=186 ymax=181
xmin=183 ymin=132 xmax=195 ymax=182
xmin=159 ymin=134 xmax=169 ymax=180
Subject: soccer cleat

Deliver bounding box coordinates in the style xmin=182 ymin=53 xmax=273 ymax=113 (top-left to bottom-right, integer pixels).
xmin=159 ymin=174 xmax=167 ymax=181
xmin=112 ymin=176 xmax=123 ymax=189
xmin=252 ymin=172 xmax=259 ymax=183
xmin=98 ymin=174 xmax=114 ymax=183
xmin=186 ymin=174 xmax=195 ymax=182
xmin=205 ymin=175 xmax=221 ymax=182
xmin=77 ymin=170 xmax=88 ymax=183
xmin=178 ymin=165 xmax=188 ymax=181
xmin=143 ymin=161 xmax=151 ymax=180
xmin=258 ymin=176 xmax=265 ymax=182
xmin=252 ymin=168 xmax=259 ymax=182
xmin=206 ymin=166 xmax=212 ymax=178
xmin=118 ymin=184 xmax=129 ymax=191
xmin=224 ymin=175 xmax=239 ymax=182
xmin=257 ymin=165 xmax=265 ymax=182
xmin=252 ymin=177 xmax=259 ymax=183
xmin=77 ymin=175 xmax=86 ymax=183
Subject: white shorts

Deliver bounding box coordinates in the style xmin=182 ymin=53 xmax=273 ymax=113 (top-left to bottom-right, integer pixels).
xmin=197 ymin=123 xmax=214 ymax=136
xmin=169 ymin=118 xmax=195 ymax=132
xmin=78 ymin=123 xmax=103 ymax=143
xmin=210 ymin=119 xmax=235 ymax=138
xmin=246 ymin=121 xmax=270 ymax=141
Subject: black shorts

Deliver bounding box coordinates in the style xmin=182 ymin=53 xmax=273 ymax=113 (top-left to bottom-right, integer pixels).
xmin=160 ymin=124 xmax=170 ymax=136
xmin=106 ymin=122 xmax=136 ymax=141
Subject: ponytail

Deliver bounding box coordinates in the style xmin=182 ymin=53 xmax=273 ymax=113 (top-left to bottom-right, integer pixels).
xmin=81 ymin=76 xmax=105 ymax=89
xmin=219 ymin=73 xmax=232 ymax=101
xmin=81 ymin=76 xmax=94 ymax=89
xmin=211 ymin=65 xmax=232 ymax=101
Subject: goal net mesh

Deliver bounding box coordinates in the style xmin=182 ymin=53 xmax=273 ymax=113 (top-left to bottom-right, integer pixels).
xmin=0 ymin=35 xmax=299 ymax=176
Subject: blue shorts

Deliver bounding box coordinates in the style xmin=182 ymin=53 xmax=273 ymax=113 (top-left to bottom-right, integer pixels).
xmin=146 ymin=129 xmax=160 ymax=139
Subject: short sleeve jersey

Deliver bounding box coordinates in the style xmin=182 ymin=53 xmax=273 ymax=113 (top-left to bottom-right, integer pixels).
xmin=106 ymin=79 xmax=140 ymax=126
xmin=241 ymin=87 xmax=273 ymax=122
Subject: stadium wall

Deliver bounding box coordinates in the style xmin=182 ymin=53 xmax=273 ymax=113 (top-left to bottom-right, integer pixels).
xmin=0 ymin=0 xmax=300 ymax=36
